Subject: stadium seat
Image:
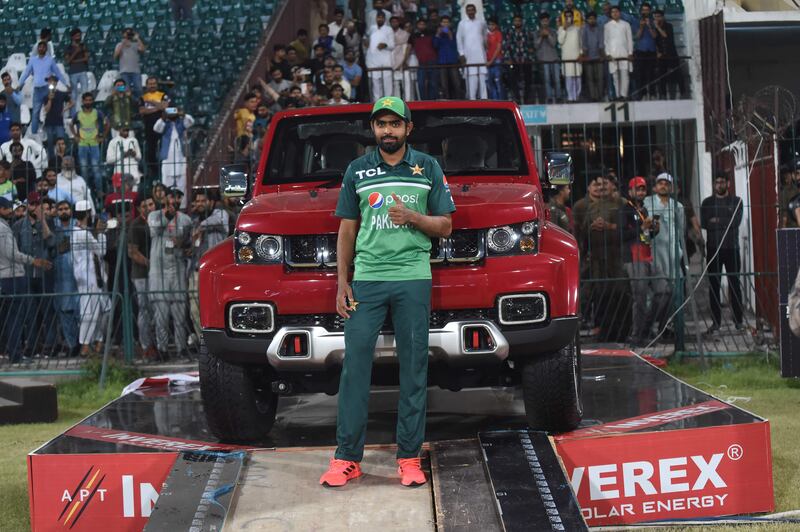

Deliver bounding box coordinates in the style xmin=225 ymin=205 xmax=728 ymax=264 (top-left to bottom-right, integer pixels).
xmin=95 ymin=69 xmax=120 ymax=102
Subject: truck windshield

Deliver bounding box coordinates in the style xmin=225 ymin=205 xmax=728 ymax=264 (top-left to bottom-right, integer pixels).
xmin=262 ymin=109 xmax=527 ymax=185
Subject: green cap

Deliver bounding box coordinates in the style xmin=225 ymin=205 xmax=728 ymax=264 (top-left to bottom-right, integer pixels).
xmin=370 ymin=96 xmax=411 ymax=122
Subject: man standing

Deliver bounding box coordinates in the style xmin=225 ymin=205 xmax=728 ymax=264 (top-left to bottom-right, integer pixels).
xmin=114 ymin=28 xmax=146 ymax=98
xmin=618 ymin=177 xmax=668 ymax=345
xmin=53 ymin=200 xmax=81 ymax=357
xmin=64 ymin=28 xmax=91 ymax=105
xmin=13 ymin=192 xmax=56 ymax=356
xmin=433 ymin=16 xmax=461 ymax=99
xmin=106 ymin=127 xmax=142 ymax=188
xmin=8 ymin=142 xmax=37 ymax=201
xmin=153 ymin=109 xmax=194 ymax=204
xmin=105 ymin=79 xmax=135 ymax=135
xmin=604 ymin=6 xmax=633 ymax=100
xmin=643 ymin=173 xmax=685 ymax=336
xmin=0 ymin=196 xmax=52 ymax=363
xmin=456 ymin=4 xmax=488 ymax=100
xmin=366 ymin=11 xmax=395 ymax=101
xmin=701 ymin=172 xmax=744 ymax=333
xmin=0 ymin=96 xmax=12 ymax=146
xmin=189 ymin=190 xmax=229 ymax=337
xmin=485 ymin=18 xmax=505 ymax=100
xmin=71 ymin=200 xmax=110 ymax=356
xmin=18 ymin=41 xmax=71 ymax=136
xmin=536 ymin=13 xmax=561 ymax=103
xmin=128 ymin=196 xmax=157 ymax=358
xmin=503 ymin=15 xmax=535 ymax=104
xmin=148 ymin=192 xmax=193 ymax=359
xmin=653 ymin=9 xmax=685 ymax=99
xmin=41 ymin=74 xmax=72 ymax=158
xmin=70 ymin=93 xmax=108 ymax=197
xmin=548 ymin=184 xmax=572 ymax=231
xmin=1 ymin=73 xmax=22 ymax=123
xmin=633 ymin=2 xmax=657 ymax=100
xmin=1 ymin=122 xmax=47 ymax=178
xmin=139 ymin=77 xmax=169 ymax=187
xmin=320 ymin=97 xmax=455 ymax=488
xmin=57 ymin=156 xmax=94 ymax=214
xmin=581 ymin=12 xmax=605 ymax=102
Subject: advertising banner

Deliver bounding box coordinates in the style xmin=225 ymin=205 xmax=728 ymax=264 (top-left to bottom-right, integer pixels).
xmin=556 ymin=422 xmax=774 ymax=526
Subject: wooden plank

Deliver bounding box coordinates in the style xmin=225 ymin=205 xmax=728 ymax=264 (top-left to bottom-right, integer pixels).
xmin=430 ymin=439 xmax=502 ymax=532
xmin=225 ymin=447 xmax=435 ymax=532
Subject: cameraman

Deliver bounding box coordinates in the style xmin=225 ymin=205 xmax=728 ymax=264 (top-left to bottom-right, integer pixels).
xmin=153 ymin=107 xmax=194 ymax=207
xmin=114 ymin=28 xmax=146 ymax=98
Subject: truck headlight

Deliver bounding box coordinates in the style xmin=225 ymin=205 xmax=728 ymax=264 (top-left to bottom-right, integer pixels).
xmin=235 ymin=231 xmax=283 ymax=264
xmin=486 ymin=221 xmax=538 ymax=256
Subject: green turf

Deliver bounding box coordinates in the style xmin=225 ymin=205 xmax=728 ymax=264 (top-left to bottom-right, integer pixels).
xmin=0 ymin=356 xmax=797 ymax=531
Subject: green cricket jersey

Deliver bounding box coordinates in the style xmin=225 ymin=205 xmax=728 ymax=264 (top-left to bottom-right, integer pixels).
xmin=335 ymin=146 xmax=456 ymax=281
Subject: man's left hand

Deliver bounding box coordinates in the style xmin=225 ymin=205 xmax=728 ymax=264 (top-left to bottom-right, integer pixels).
xmin=388 ymin=193 xmax=417 ymax=226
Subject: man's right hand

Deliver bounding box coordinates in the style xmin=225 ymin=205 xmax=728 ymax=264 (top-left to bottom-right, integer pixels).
xmin=336 ymin=282 xmax=356 ymax=319
xmin=32 ymin=258 xmax=52 ymax=270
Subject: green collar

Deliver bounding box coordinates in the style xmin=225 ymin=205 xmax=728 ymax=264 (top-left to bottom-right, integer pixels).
xmin=371 ymin=145 xmax=416 ymax=169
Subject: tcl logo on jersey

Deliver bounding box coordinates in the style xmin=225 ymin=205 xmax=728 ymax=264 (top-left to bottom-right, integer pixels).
xmin=368 ymin=192 xmax=384 ymax=209
xmin=355 ymin=167 xmax=387 ymax=179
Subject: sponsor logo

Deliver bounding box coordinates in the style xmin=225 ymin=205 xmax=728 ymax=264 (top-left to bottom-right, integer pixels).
xmin=58 ymin=466 xmax=108 ymax=528
xmin=368 ymin=192 xmax=384 ymax=209
xmin=355 ymin=167 xmax=387 ymax=180
xmin=386 ymin=193 xmax=418 ymax=205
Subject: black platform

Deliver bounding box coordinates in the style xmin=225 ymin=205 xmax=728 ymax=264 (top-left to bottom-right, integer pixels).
xmin=35 ymin=351 xmax=761 ymax=456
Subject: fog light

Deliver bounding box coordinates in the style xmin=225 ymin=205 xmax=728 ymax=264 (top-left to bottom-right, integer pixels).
xmin=229 ymin=303 xmax=274 ymax=333
xmin=519 ymin=236 xmax=536 ymax=252
xmin=498 ymin=294 xmax=547 ymax=325
xmin=238 ymin=246 xmax=254 ymax=263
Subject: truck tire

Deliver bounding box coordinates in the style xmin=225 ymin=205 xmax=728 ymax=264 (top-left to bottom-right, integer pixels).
xmin=520 ymin=336 xmax=582 ymax=433
xmin=199 ymin=341 xmax=278 ymax=442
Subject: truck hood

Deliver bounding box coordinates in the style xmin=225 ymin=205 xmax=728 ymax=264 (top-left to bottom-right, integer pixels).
xmin=236 ymin=181 xmax=541 ymax=235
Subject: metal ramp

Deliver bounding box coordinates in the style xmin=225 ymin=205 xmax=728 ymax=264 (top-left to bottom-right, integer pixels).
xmin=144 ymin=434 xmax=584 ymax=531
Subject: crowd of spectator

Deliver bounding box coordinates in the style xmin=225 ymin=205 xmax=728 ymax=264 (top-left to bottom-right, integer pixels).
xmin=236 ymin=0 xmax=686 ymax=137
xmin=547 ymin=151 xmax=751 ymax=346
xmin=0 ymin=23 xmax=246 ymax=363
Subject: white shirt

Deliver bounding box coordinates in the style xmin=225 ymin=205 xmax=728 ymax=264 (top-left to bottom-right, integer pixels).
xmin=57 ymin=172 xmax=95 ymax=215
xmin=70 ymin=226 xmax=106 ymax=294
xmin=604 ymin=19 xmax=633 ymax=59
xmin=365 ymin=24 xmax=395 ymax=68
xmin=1 ymin=139 xmax=47 ymax=177
xmin=456 ymin=17 xmax=488 ymax=64
xmin=106 ymin=135 xmax=142 ymax=181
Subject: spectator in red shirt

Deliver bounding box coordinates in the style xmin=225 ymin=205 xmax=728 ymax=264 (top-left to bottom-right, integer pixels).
xmin=410 ymin=18 xmax=438 ymax=100
xmin=486 ymin=18 xmax=505 ymax=100
xmin=104 ymin=173 xmax=138 ymax=222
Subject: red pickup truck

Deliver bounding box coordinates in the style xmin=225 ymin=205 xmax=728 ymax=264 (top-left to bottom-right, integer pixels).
xmin=198 ymin=101 xmax=581 ymax=442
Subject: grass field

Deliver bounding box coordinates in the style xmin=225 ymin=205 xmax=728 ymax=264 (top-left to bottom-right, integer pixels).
xmin=0 ymin=356 xmax=797 ymax=531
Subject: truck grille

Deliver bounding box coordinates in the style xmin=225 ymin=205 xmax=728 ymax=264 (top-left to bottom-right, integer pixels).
xmin=284 ymin=231 xmax=485 ymax=270
xmin=277 ymin=308 xmax=497 ymax=333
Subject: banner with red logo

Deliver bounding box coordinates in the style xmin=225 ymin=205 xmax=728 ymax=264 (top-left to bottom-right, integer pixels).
xmin=28 ymin=453 xmax=175 ymax=531
xmin=555 ymin=421 xmax=774 ymax=526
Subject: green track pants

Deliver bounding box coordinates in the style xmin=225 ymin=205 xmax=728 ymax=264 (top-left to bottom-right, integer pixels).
xmin=334 ymin=279 xmax=432 ymax=462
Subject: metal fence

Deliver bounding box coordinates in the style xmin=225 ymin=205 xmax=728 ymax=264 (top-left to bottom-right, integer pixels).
xmin=0 ymin=105 xmax=795 ymax=373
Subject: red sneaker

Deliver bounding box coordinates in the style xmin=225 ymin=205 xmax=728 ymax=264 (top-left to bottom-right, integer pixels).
xmin=319 ymin=458 xmax=362 ymax=487
xmin=397 ymin=457 xmax=427 ymax=486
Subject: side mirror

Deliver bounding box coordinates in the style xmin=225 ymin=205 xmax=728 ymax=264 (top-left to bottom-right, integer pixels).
xmin=220 ymin=164 xmax=249 ymax=198
xmin=545 ymin=152 xmax=573 ymax=187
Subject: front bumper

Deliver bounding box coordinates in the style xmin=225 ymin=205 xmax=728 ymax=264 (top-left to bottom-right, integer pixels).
xmin=203 ymin=315 xmax=578 ymax=369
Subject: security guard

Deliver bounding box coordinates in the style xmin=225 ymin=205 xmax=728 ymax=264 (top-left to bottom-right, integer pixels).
xmin=320 ymin=97 xmax=455 ymax=487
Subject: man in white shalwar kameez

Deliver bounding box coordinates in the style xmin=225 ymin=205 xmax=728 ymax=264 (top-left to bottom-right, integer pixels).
xmin=365 ymin=11 xmax=395 ymax=101
xmin=456 ymin=4 xmax=488 ymax=100
xmin=71 ymin=200 xmax=110 ymax=356
xmin=604 ymin=6 xmax=633 ymax=99
xmin=153 ymin=111 xmax=194 ymax=206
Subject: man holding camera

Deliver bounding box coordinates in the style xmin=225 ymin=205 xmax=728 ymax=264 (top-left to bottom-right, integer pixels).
xmin=153 ymin=108 xmax=194 ymax=207
xmin=114 ymin=28 xmax=146 ymax=99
